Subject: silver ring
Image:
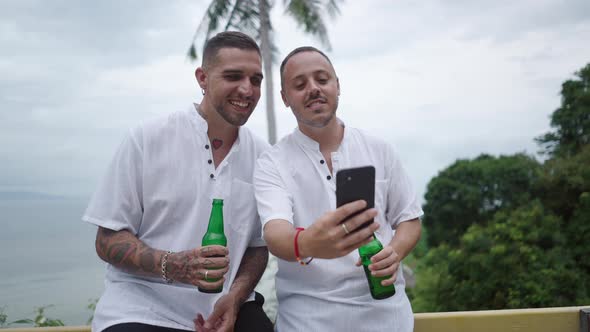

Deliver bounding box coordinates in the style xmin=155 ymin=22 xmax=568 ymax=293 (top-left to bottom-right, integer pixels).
xmin=204 ymin=270 xmax=209 ymax=280
xmin=341 ymin=223 xmax=350 ymax=235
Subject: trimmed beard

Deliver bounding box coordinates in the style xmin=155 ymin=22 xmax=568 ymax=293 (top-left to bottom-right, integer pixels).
xmin=215 ymin=105 xmax=251 ymax=127
xmin=293 ymin=102 xmax=338 ymax=129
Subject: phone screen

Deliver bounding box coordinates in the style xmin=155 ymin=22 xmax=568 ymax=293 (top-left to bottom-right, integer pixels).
xmin=336 ymin=166 xmax=375 ymax=231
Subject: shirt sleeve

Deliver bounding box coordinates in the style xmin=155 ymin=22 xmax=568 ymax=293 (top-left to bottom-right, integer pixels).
xmin=385 ymin=145 xmax=424 ymax=228
xmin=254 ymin=152 xmax=294 ymax=232
xmin=82 ymin=128 xmax=144 ymax=234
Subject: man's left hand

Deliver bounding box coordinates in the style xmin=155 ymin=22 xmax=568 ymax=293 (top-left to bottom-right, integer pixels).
xmin=194 ymin=294 xmax=240 ymax=332
xmin=355 ymin=244 xmax=400 ymax=286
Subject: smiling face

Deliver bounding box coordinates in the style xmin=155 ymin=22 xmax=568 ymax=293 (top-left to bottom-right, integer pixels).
xmin=280 ymin=50 xmax=340 ymax=129
xmin=196 ymin=47 xmax=263 ymax=127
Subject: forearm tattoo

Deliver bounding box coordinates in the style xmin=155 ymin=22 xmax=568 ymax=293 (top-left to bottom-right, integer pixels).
xmin=96 ymin=227 xmax=160 ymax=276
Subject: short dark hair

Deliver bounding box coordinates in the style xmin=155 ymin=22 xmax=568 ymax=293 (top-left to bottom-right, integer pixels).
xmin=202 ymin=31 xmax=261 ymax=68
xmin=279 ymin=46 xmax=334 ymax=88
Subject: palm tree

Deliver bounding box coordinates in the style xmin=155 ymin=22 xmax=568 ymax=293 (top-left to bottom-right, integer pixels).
xmin=187 ymin=0 xmax=343 ymax=145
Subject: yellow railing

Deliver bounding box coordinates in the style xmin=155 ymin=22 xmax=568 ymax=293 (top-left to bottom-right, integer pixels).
xmin=415 ymin=306 xmax=589 ymax=332
xmin=2 ymin=306 xmax=589 ymax=332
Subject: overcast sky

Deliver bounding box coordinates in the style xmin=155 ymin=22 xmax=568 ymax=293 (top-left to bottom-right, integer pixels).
xmin=1 ymin=0 xmax=589 ymax=201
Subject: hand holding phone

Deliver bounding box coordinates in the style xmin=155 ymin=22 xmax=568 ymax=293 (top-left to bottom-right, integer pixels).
xmin=292 ymin=166 xmax=378 ymax=260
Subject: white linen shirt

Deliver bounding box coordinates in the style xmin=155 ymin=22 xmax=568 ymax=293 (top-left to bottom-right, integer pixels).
xmin=83 ymin=106 xmax=268 ymax=332
xmin=254 ymin=123 xmax=423 ymax=332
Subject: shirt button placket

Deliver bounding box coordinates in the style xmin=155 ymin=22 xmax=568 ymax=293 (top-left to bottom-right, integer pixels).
xmin=206 ymin=143 xmax=214 ymax=180
xmin=320 ymin=160 xmax=331 ymax=181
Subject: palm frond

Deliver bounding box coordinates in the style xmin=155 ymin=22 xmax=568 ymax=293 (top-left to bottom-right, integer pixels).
xmin=187 ymin=0 xmax=234 ymax=61
xmin=205 ymin=0 xmax=234 ymax=38
xmin=223 ymin=0 xmax=244 ymax=31
xmin=324 ymin=0 xmax=343 ymax=19
xmin=187 ymin=43 xmax=197 ymax=60
xmin=284 ymin=0 xmax=331 ymax=50
xmin=227 ymin=0 xmax=262 ymax=39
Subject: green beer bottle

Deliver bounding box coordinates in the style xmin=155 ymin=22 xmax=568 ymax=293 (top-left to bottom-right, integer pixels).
xmin=358 ymin=235 xmax=396 ymax=300
xmin=198 ymin=198 xmax=227 ymax=294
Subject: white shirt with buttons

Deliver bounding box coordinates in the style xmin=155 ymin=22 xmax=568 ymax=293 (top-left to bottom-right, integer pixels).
xmin=83 ymin=105 xmax=269 ymax=332
xmin=254 ymin=122 xmax=423 ymax=332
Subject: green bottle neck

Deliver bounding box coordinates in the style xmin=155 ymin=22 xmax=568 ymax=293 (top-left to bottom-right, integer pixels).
xmin=207 ymin=200 xmax=224 ymax=234
xmin=359 ymin=234 xmax=383 ymax=253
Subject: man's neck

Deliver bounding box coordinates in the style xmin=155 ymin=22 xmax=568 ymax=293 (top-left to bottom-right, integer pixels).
xmin=195 ymin=102 xmax=238 ymax=168
xmin=299 ymin=117 xmax=344 ymax=154
xmin=195 ymin=102 xmax=239 ymax=147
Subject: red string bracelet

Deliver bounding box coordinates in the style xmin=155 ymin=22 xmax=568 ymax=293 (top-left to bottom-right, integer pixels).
xmin=294 ymin=227 xmax=313 ymax=265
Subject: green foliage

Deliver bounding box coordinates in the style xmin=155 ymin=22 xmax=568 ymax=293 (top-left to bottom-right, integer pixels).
xmin=567 ymin=192 xmax=590 ymax=302
xmin=86 ymin=298 xmax=99 ymax=325
xmin=10 ymin=305 xmax=65 ymax=327
xmin=0 ymin=299 xmax=100 ymax=328
xmin=414 ymin=201 xmax=584 ymax=312
xmin=409 ymin=244 xmax=454 ymax=312
xmin=0 ymin=306 xmax=7 ymax=327
xmin=422 ymin=153 xmax=541 ymax=248
xmin=413 ymin=62 xmax=590 ymax=311
xmin=536 ymin=63 xmax=590 ymax=158
xmin=537 ymin=144 xmax=590 ymax=218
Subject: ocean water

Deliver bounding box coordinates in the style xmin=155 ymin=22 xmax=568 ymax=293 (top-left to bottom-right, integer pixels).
xmin=0 ymin=198 xmax=104 ymax=326
xmin=0 ymin=198 xmax=278 ymax=326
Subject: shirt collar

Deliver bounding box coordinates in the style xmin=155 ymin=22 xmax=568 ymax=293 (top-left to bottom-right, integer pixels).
xmin=234 ymin=128 xmax=243 ymax=152
xmin=292 ymin=118 xmax=347 ymax=151
xmin=190 ymin=103 xmax=209 ymax=133
xmin=293 ymin=127 xmax=320 ymax=150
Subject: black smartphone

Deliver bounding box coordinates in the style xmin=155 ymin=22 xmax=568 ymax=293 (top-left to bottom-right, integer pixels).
xmin=336 ymin=166 xmax=376 ymax=231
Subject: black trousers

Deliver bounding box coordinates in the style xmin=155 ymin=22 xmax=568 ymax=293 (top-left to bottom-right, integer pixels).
xmin=104 ymin=292 xmax=273 ymax=332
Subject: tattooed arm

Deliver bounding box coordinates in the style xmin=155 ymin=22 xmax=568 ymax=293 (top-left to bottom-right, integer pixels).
xmin=196 ymin=246 xmax=269 ymax=331
xmin=95 ymin=227 xmax=160 ymax=276
xmin=95 ymin=226 xmax=229 ymax=289
xmin=228 ymin=246 xmax=269 ymax=304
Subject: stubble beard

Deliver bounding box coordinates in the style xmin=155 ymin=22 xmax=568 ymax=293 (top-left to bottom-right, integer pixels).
xmin=215 ymin=104 xmax=252 ymax=127
xmin=295 ymin=100 xmax=338 ymax=129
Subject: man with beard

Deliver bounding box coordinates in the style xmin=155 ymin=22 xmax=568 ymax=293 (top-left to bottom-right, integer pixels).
xmin=83 ymin=31 xmax=273 ymax=332
xmin=254 ymin=47 xmax=423 ymax=331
